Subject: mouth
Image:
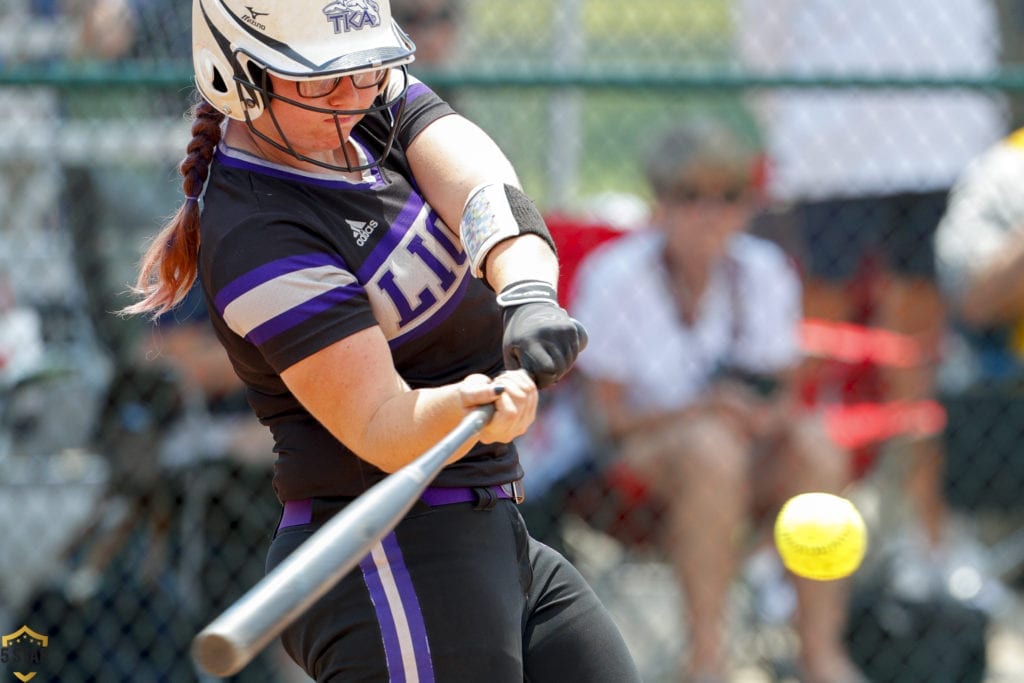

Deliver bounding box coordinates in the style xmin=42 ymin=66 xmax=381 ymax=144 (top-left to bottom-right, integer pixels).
xmin=328 ymin=114 xmax=358 ymax=126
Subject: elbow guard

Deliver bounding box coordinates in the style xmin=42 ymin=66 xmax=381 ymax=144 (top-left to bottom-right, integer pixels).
xmin=459 ymin=183 xmax=557 ymax=281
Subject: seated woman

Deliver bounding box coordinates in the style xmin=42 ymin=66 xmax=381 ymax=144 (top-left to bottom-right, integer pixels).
xmin=569 ymin=119 xmax=863 ymax=683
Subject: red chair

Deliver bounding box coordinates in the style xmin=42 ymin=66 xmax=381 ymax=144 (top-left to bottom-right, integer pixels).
xmin=546 ymin=214 xmax=629 ymax=308
xmin=798 ymin=318 xmax=947 ymax=478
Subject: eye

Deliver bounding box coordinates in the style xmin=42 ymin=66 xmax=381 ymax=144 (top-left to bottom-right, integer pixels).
xmin=720 ymin=187 xmax=746 ymax=204
xmin=667 ymin=185 xmax=747 ymax=205
xmin=351 ymin=69 xmax=387 ymax=89
xmin=297 ymin=77 xmax=342 ymax=98
xmin=669 ymin=186 xmax=703 ymax=204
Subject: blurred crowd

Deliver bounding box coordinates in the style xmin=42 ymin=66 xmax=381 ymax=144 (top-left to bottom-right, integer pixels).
xmin=2 ymin=1 xmax=1024 ymax=682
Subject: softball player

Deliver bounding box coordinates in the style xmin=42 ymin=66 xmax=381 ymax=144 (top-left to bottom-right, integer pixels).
xmin=124 ymin=1 xmax=639 ymax=681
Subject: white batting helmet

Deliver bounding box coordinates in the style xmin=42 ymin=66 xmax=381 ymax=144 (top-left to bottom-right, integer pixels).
xmin=192 ymin=0 xmax=415 ymax=118
xmin=192 ymin=0 xmax=416 ymax=169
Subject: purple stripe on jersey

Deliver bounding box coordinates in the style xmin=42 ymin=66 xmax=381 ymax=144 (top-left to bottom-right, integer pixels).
xmin=215 ymin=147 xmax=379 ymax=190
xmin=388 ymin=267 xmax=470 ymax=349
xmin=348 ymin=131 xmax=388 ymax=187
xmin=390 ymin=82 xmax=431 ymax=119
xmin=356 ymin=191 xmax=426 ymax=283
xmin=369 ymin=161 xmax=387 ymax=186
xmin=359 ymin=546 xmax=406 ymax=683
xmin=380 ymin=533 xmax=434 ymax=682
xmin=246 ymin=283 xmax=363 ymax=345
xmin=425 ymin=211 xmax=466 ymax=263
xmin=214 ymin=253 xmax=348 ymax=315
xmin=405 ymin=82 xmax=431 ymax=105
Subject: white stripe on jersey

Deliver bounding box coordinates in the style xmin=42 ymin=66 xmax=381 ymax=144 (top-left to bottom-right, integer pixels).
xmin=223 ymin=265 xmax=359 ymax=339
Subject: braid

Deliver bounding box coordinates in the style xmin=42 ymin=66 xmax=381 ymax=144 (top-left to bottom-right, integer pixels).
xmin=122 ymin=99 xmax=225 ymax=318
xmin=181 ymin=101 xmax=223 ymax=203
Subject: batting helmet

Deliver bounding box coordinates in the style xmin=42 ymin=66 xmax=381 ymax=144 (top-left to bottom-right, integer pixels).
xmin=192 ymin=0 xmax=417 ymax=170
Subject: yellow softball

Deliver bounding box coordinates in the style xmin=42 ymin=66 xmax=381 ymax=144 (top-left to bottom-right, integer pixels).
xmin=774 ymin=492 xmax=867 ymax=581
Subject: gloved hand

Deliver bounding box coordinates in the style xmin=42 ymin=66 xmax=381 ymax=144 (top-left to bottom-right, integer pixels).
xmin=496 ymin=280 xmax=588 ymax=389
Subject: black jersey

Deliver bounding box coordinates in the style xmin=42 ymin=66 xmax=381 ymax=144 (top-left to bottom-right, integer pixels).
xmin=198 ymin=75 xmax=520 ymax=501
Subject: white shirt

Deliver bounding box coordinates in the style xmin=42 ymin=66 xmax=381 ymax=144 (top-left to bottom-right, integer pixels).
xmin=571 ymin=230 xmax=802 ymax=413
xmin=935 ymin=130 xmax=1024 ymax=300
xmin=736 ymin=0 xmax=1006 ymax=200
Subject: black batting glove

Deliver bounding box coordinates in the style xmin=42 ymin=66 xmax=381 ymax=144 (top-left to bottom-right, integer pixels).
xmin=496 ymin=280 xmax=587 ymax=389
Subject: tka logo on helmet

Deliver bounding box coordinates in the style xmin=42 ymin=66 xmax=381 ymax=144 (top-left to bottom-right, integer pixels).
xmin=323 ymin=0 xmax=382 ymax=34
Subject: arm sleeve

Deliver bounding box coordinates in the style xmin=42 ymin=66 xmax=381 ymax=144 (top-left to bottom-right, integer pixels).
xmin=390 ymin=73 xmax=457 ymax=149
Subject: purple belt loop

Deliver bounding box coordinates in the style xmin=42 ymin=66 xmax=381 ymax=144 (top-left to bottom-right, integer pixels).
xmin=278 ymin=498 xmax=313 ymax=531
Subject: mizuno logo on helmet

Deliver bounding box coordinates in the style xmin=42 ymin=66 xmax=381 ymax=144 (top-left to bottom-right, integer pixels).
xmin=346 ymin=219 xmax=378 ymax=246
xmin=322 ymin=0 xmax=382 ymax=34
xmin=242 ymin=6 xmax=268 ymax=31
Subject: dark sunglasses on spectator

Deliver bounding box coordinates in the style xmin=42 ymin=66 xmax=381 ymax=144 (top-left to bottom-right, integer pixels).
xmin=665 ymin=184 xmax=749 ymax=205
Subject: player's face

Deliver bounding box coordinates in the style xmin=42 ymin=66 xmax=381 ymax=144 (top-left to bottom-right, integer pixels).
xmin=254 ymin=73 xmax=383 ymax=157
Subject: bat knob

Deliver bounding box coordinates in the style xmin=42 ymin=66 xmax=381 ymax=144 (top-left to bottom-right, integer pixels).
xmin=193 ymin=630 xmax=245 ymax=678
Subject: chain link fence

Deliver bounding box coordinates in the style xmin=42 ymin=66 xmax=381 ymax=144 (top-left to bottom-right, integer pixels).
xmin=3 ymin=1 xmax=1024 ymax=681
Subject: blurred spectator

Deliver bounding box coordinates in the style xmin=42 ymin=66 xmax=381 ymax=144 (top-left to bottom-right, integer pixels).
xmin=391 ymin=0 xmax=462 ymax=68
xmin=570 ymin=120 xmax=862 ymax=683
xmin=60 ymin=0 xmax=193 ymax=356
xmin=139 ymin=288 xmax=277 ymax=473
xmin=935 ymin=127 xmax=1024 ymax=380
xmin=0 ymin=7 xmax=174 ymax=678
xmin=69 ymin=0 xmax=134 ymax=61
xmin=75 ymin=0 xmax=189 ymax=64
xmin=933 ymin=128 xmax=1024 ymax=525
xmin=0 ymin=1 xmax=82 ymax=310
xmin=391 ymin=0 xmax=463 ymax=105
xmin=138 ymin=290 xmax=286 ymax=680
xmin=0 ymin=2 xmax=120 ymax=461
xmin=15 ymin=286 xmax=290 ymax=682
xmin=735 ymin=0 xmax=1007 ymax=552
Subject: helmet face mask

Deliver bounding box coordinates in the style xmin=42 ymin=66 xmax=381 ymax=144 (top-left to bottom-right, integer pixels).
xmin=193 ymin=0 xmax=417 ymax=172
xmin=246 ymin=64 xmax=410 ymax=173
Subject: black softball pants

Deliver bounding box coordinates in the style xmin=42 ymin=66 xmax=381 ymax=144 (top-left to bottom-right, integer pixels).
xmin=266 ymin=495 xmax=641 ymax=682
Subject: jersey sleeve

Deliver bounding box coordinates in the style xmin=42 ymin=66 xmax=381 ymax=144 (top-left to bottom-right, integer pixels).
xmin=202 ymin=213 xmax=379 ymax=374
xmin=389 ymin=73 xmax=456 ymax=149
